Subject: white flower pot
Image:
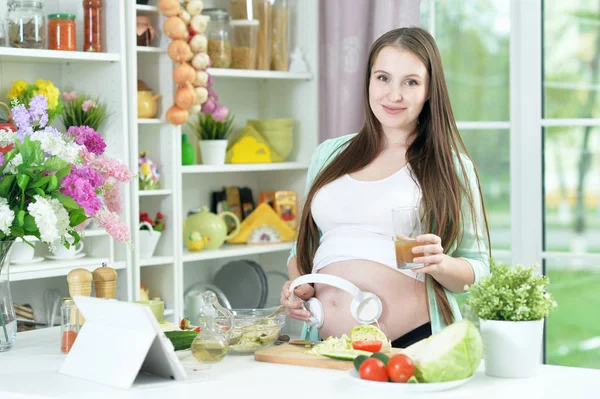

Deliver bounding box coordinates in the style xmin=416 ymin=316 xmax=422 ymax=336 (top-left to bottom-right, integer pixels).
xmin=479 ymin=318 xmax=544 ymax=378
xmin=138 ymin=222 xmax=161 ymax=259
xmin=199 ymin=140 xmax=228 ymax=165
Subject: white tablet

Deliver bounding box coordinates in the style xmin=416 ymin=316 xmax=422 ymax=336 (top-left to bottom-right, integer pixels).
xmin=59 ymin=296 xmax=187 ymax=389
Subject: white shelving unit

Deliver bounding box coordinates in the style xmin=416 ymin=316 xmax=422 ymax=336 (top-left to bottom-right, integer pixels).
xmin=0 ymin=0 xmax=133 ymax=325
xmin=174 ymin=0 xmax=319 ymax=328
xmin=126 ymin=0 xmax=180 ymax=322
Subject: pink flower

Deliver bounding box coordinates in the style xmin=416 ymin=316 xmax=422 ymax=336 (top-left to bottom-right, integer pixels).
xmin=90 ymin=157 xmax=132 ymax=183
xmin=60 ymin=173 xmax=102 ymax=216
xmin=82 ymin=99 xmax=97 ymax=112
xmin=62 ymin=91 xmax=77 ymax=101
xmin=212 ymin=104 xmax=229 ymax=121
xmin=67 ymin=126 xmax=106 ymax=155
xmin=72 ymin=166 xmax=103 ymax=189
xmin=95 ymin=208 xmax=130 ymax=243
xmin=104 ymin=184 xmax=122 ymax=214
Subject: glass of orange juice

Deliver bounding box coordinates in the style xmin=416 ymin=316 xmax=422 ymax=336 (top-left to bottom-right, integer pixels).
xmin=392 ymin=206 xmax=424 ymax=269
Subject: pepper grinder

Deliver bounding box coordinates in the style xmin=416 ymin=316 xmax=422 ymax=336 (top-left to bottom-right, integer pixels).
xmin=93 ymin=263 xmax=118 ymax=299
xmin=66 ymin=268 xmax=93 ymax=324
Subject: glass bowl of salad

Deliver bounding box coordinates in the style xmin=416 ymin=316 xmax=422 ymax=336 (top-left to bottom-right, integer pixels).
xmin=216 ymin=307 xmax=286 ymax=354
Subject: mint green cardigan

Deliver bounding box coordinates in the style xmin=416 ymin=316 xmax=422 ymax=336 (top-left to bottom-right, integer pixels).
xmin=287 ymin=133 xmax=490 ymax=340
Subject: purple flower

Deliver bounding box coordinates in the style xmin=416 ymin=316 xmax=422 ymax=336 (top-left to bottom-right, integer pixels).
xmin=60 ymin=173 xmax=102 ymax=216
xmin=11 ymin=105 xmax=32 ymax=131
xmin=67 ymin=126 xmax=106 ymax=156
xmin=211 ymin=104 xmax=229 ymax=122
xmin=15 ymin=127 xmax=33 ymax=143
xmin=40 ymin=126 xmax=60 ymax=137
xmin=28 ymin=95 xmax=49 ymax=128
xmin=72 ymin=166 xmax=103 ymax=189
xmin=0 ymin=153 xmax=4 ymax=167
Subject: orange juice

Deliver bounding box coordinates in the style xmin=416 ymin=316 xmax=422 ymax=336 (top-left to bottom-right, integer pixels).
xmin=394 ymin=237 xmax=422 ymax=266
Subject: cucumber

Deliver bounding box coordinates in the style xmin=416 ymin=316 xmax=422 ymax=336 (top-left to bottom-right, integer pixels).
xmin=320 ymin=349 xmax=368 ymax=361
xmin=164 ymin=330 xmax=199 ymax=351
xmin=353 ymin=355 xmax=369 ymax=371
xmin=370 ymin=352 xmax=390 ymax=366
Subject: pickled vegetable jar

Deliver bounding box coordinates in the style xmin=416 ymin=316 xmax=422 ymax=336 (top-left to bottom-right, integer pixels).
xmin=48 ymin=14 xmax=76 ymax=51
xmin=83 ymin=0 xmax=103 ymax=52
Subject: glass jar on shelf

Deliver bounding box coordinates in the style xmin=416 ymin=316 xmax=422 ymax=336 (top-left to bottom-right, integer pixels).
xmin=230 ymin=19 xmax=259 ymax=69
xmin=48 ymin=14 xmax=76 ymax=51
xmin=202 ymin=8 xmax=232 ymax=68
xmin=83 ymin=0 xmax=104 ymax=52
xmin=60 ymin=298 xmax=80 ymax=354
xmin=271 ymin=0 xmax=294 ymax=71
xmin=6 ymin=0 xmax=46 ymax=49
xmin=229 ymin=0 xmax=272 ymax=70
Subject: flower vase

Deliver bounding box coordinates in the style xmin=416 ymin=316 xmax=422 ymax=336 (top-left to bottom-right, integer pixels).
xmin=479 ymin=318 xmax=544 ymax=378
xmin=0 ymin=241 xmax=17 ymax=352
xmin=199 ymin=140 xmax=228 ymax=165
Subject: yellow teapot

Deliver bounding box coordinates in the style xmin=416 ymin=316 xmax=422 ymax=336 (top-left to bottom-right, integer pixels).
xmin=137 ymin=90 xmax=161 ymax=119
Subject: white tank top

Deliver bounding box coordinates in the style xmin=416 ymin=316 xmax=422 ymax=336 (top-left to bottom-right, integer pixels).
xmin=311 ymin=164 xmax=424 ymax=281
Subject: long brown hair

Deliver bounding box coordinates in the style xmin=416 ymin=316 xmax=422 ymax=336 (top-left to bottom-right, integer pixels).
xmin=296 ymin=27 xmax=491 ymax=326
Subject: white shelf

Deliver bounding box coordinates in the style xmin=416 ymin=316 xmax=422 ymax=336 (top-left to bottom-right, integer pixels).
xmin=208 ymin=68 xmax=313 ymax=80
xmin=182 ymin=243 xmax=293 ymax=263
xmin=81 ymin=229 xmax=109 ymax=238
xmin=181 ymin=162 xmax=310 ymax=174
xmin=140 ymin=256 xmax=175 ymax=267
xmin=10 ymin=259 xmax=125 ymax=282
xmin=139 ymin=189 xmax=173 ymax=197
xmin=138 ymin=119 xmax=166 ymax=124
xmin=135 ymin=4 xmax=159 ymax=12
xmin=0 ymin=47 xmax=120 ymax=63
xmin=137 ymin=46 xmax=166 ymax=53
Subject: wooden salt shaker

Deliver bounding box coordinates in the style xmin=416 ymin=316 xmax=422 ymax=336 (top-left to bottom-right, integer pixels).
xmin=66 ymin=268 xmax=93 ymax=324
xmin=93 ymin=263 xmax=117 ymax=299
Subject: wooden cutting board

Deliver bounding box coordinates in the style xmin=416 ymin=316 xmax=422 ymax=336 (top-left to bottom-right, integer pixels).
xmin=254 ymin=344 xmax=402 ymax=370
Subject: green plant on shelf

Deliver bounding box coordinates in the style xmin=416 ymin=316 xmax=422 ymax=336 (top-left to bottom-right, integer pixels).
xmin=189 ymin=113 xmax=235 ymax=141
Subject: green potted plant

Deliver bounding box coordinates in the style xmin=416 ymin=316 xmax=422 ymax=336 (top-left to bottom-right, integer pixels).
xmin=189 ymin=112 xmax=234 ymax=165
xmin=60 ymin=91 xmax=110 ymax=133
xmin=465 ymin=260 xmax=557 ymax=378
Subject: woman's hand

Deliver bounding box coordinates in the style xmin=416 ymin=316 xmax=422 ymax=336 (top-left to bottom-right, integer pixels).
xmin=411 ymin=234 xmax=448 ymax=277
xmin=280 ymin=280 xmax=314 ymax=322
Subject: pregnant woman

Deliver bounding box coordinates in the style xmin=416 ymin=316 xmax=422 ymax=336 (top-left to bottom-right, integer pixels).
xmin=280 ymin=27 xmax=491 ymax=348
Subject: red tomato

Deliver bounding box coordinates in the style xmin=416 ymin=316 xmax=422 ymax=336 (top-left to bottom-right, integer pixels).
xmin=358 ymin=358 xmax=388 ymax=382
xmin=352 ymin=340 xmax=383 ymax=353
xmin=387 ymin=354 xmax=415 ymax=383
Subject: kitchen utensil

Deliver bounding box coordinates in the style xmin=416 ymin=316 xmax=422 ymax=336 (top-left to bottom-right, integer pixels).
xmin=254 ymin=344 xmax=402 ymax=370
xmin=256 ymin=304 xmax=284 ymax=325
xmin=217 ymin=307 xmax=285 ymax=353
xmin=347 ymin=369 xmax=473 ymax=392
xmin=66 ymin=269 xmax=93 ymax=323
xmin=183 ymin=206 xmax=240 ymax=250
xmin=289 ymin=274 xmax=383 ymax=330
xmin=287 ymin=339 xmax=319 ymax=346
xmin=265 ymin=270 xmax=287 ymax=307
xmin=191 ymin=291 xmax=235 ymax=363
xmin=184 ymin=282 xmax=231 ymax=321
xmin=92 ymin=263 xmax=117 ymax=299
xmin=213 ymin=260 xmax=267 ymax=309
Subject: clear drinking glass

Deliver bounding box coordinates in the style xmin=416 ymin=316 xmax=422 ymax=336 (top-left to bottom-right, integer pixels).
xmin=392 ymin=206 xmax=424 ymax=269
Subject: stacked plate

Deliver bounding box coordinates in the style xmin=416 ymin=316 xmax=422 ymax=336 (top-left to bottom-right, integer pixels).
xmin=213 ymin=260 xmax=268 ymax=309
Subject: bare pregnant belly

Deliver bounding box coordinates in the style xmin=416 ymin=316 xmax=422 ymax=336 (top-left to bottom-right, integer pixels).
xmin=315 ymin=260 xmax=430 ymax=341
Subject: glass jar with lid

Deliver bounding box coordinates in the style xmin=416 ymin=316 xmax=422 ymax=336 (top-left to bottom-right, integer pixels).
xmin=83 ymin=0 xmax=104 ymax=52
xmin=48 ymin=14 xmax=76 ymax=51
xmin=6 ymin=0 xmax=46 ymax=49
xmin=202 ymin=8 xmax=232 ymax=68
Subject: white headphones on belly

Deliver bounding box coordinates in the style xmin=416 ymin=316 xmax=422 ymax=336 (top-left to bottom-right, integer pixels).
xmin=289 ymin=274 xmax=383 ymax=329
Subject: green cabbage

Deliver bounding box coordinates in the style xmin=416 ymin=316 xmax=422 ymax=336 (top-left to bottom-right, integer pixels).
xmin=349 ymin=325 xmax=392 ymax=353
xmin=403 ymin=319 xmax=483 ymax=382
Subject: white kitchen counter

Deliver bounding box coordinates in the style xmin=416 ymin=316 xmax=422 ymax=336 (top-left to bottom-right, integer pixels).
xmin=1 ymin=328 xmax=599 ymax=399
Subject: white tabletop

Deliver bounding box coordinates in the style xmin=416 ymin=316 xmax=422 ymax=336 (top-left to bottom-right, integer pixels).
xmin=1 ymin=328 xmax=599 ymax=399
